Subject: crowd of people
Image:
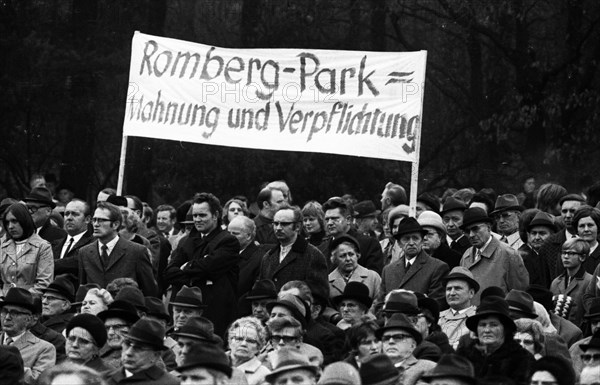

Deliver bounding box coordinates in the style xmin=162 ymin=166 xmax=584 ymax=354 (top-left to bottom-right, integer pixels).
xmin=0 ymin=175 xmax=600 ymax=384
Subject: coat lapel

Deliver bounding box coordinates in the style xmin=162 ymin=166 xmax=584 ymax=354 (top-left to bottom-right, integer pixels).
xmin=398 ymin=252 xmax=425 ymax=286
xmin=274 ymin=249 xmax=297 ymax=275
xmin=105 ymin=238 xmax=126 ymax=270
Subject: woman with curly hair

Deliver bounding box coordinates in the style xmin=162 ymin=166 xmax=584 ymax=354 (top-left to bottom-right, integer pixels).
xmin=514 ymin=318 xmax=545 ymax=360
xmin=227 ymin=316 xmax=271 ymax=385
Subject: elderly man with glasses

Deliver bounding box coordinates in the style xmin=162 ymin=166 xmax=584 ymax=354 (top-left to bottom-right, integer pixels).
xmin=23 ymin=186 xmax=66 ymax=244
xmin=0 ymin=288 xmax=55 ymax=384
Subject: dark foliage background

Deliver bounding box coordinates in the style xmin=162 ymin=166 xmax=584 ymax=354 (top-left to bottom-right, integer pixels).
xmin=1 ymin=0 xmax=599 ymax=206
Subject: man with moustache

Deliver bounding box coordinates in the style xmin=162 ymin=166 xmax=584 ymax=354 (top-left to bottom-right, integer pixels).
xmin=459 ymin=208 xmax=529 ymax=305
xmin=258 ymin=206 xmax=328 ymax=296
xmin=53 ymin=199 xmax=95 ymax=277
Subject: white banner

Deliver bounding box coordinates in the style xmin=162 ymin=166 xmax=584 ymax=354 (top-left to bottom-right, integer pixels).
xmin=123 ymin=32 xmax=427 ymax=162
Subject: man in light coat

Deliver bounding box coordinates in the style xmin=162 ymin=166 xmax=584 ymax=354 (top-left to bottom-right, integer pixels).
xmin=0 ymin=288 xmax=55 ymax=384
xmin=459 ymin=208 xmax=529 ymax=305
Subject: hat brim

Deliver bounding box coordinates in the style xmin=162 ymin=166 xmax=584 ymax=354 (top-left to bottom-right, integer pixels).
xmin=584 ymin=311 xmax=600 ymax=319
xmin=41 ymin=287 xmax=74 ymax=302
xmin=24 ymin=198 xmax=56 ymax=209
xmin=176 ymin=360 xmax=232 ymax=377
xmin=266 ymin=300 xmax=307 ymax=327
xmin=170 ymin=301 xmax=207 ymax=309
xmin=363 ymin=374 xmax=402 ymax=385
xmin=382 ymin=302 xmax=420 ymax=315
xmin=331 ymin=294 xmax=372 ymax=310
xmin=375 ymin=324 xmax=422 ymax=345
xmin=393 ymin=229 xmax=428 ymax=241
xmin=443 ymin=274 xmax=480 ymax=293
xmin=490 ymin=205 xmax=524 ymax=216
xmin=459 ymin=217 xmax=493 ymax=231
xmin=507 ymin=306 xmax=538 ymax=320
xmin=125 ymin=333 xmax=168 ymax=351
xmin=246 ymin=294 xmax=277 ymax=301
xmin=96 ymin=309 xmax=140 ymax=324
xmin=465 ymin=311 xmax=516 ymax=332
xmin=580 ymin=341 xmax=600 ymax=352
xmin=0 ymin=300 xmax=36 ymax=313
xmin=421 ymin=373 xmax=477 ymax=385
xmin=265 ymin=363 xmax=319 ymax=383
xmin=356 ymin=210 xmax=381 ymax=218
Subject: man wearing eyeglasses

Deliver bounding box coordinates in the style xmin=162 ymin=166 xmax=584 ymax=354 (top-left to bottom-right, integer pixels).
xmin=40 ymin=274 xmax=75 ymax=333
xmin=376 ymin=313 xmax=435 ymax=385
xmin=570 ymin=299 xmax=600 ymax=375
xmin=0 ymin=288 xmax=55 ymax=385
xmin=76 ymin=201 xmax=157 ymax=297
xmin=459 ymin=207 xmax=529 ymax=305
xmin=23 ymin=186 xmax=66 ymax=244
xmin=258 ymin=206 xmax=328 ymax=297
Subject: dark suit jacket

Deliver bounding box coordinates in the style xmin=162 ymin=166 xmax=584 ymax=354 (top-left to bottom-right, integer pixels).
xmin=238 ymin=242 xmax=272 ymax=297
xmin=0 ymin=345 xmax=24 ymax=385
xmin=77 ymin=237 xmax=158 ymax=297
xmin=431 ymin=242 xmax=462 ymax=270
xmin=106 ymin=364 xmax=180 ymax=385
xmin=52 ymin=229 xmax=95 ymax=276
xmin=38 ymin=219 xmax=67 ymax=245
xmin=259 ymin=235 xmax=329 ymax=297
xmin=319 ymin=228 xmax=384 ymax=274
xmin=254 ymin=214 xmax=278 ymax=245
xmin=41 ymin=312 xmax=74 ymax=334
xmin=30 ymin=320 xmax=66 ymax=362
xmin=449 ymin=234 xmax=471 ymax=257
xmin=520 ymin=244 xmax=552 ymax=288
xmin=380 ymin=250 xmax=449 ymax=305
xmin=539 ymin=229 xmax=568 ymax=279
xmin=164 ymin=227 xmax=239 ymax=337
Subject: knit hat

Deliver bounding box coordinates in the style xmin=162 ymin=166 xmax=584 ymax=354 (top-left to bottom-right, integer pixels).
xmin=66 ymin=313 xmax=108 ymax=347
xmin=553 ymin=294 xmax=574 ymax=320
xmin=418 ymin=211 xmax=446 ymax=235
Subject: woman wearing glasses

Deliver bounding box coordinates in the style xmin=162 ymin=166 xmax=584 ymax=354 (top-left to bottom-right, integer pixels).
xmin=514 ymin=318 xmax=545 ymax=360
xmin=0 ymin=203 xmax=53 ymax=296
xmin=226 ymin=316 xmax=270 ymax=385
xmin=62 ymin=313 xmax=111 ymax=373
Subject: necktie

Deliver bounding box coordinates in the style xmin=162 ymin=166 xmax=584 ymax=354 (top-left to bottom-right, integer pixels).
xmin=406 ymin=261 xmax=412 ymax=270
xmin=63 ymin=237 xmax=75 ymax=258
xmin=450 ymin=240 xmax=456 ymax=249
xmin=101 ymin=244 xmax=109 ymax=261
xmin=5 ymin=336 xmax=13 ymax=345
xmin=474 ymin=249 xmax=481 ymax=262
xmin=500 ymin=236 xmax=508 ymax=243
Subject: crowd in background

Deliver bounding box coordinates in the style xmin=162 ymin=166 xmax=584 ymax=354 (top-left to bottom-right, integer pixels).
xmin=0 ymin=174 xmax=600 ymax=384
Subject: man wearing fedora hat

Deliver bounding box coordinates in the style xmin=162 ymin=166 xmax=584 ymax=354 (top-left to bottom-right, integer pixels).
xmin=519 ymin=211 xmax=557 ymax=288
xmin=354 ymin=200 xmax=380 ymax=239
xmin=490 ymin=194 xmax=525 ymax=250
xmin=0 ymin=287 xmax=55 ymax=384
xmin=441 ymin=197 xmax=471 ymax=257
xmin=105 ymin=318 xmax=180 ymax=384
xmin=459 ymin=207 xmax=529 ymax=305
xmin=418 ymin=211 xmax=462 ymax=270
xmin=176 ymin=342 xmax=233 ymax=385
xmin=97 ymin=300 xmax=141 ymax=369
xmin=170 ymin=285 xmax=206 ymax=332
xmin=438 ymin=267 xmax=480 ymax=349
xmin=264 ymin=347 xmax=320 ymax=385
xmin=359 ymin=353 xmax=402 ymax=385
xmin=421 ymin=354 xmax=477 ymax=385
xmin=380 ymin=217 xmax=449 ymax=305
xmin=377 ymin=313 xmax=436 ymax=385
xmin=246 ymin=279 xmax=278 ymax=324
xmin=23 ymin=186 xmax=66 ymax=244
xmin=40 ymin=274 xmax=75 ymax=333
